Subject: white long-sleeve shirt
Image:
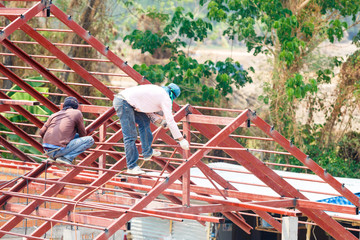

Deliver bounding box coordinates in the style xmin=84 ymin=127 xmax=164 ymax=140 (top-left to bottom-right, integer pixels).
xmin=120 ymin=84 xmax=182 ymax=139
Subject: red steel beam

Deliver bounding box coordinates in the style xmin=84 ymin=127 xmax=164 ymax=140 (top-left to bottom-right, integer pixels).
xmin=249 ymin=110 xmax=360 ymax=207
xmin=1 ymin=38 xmax=93 ymax=105
xmin=51 ymin=5 xmax=150 ymax=86
xmin=0 ymin=114 xmax=43 ymax=152
xmin=0 ymin=3 xmax=115 ymax=100
xmin=0 ymin=2 xmax=45 ymax=41
xmin=0 ymin=63 xmax=60 ymax=112
xmin=93 ymin=110 xmax=249 ymax=239
xmin=0 ymin=8 xmax=47 ymax=17
xmin=0 ymin=91 xmax=43 ymax=128
xmin=188 ymin=111 xmax=357 ymax=239
xmin=5 ymin=203 xmax=116 ymax=228
xmin=0 ymin=135 xmax=35 ymax=162
xmin=28 ymin=106 xmax=190 ymax=237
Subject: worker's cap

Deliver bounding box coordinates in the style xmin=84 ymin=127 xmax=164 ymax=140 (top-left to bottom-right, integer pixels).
xmin=163 ymin=83 xmax=181 ymax=101
xmin=63 ymin=96 xmax=79 ymax=110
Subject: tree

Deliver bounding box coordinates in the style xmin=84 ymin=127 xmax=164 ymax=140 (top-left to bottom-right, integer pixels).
xmin=202 ymin=0 xmax=360 ymax=143
xmin=119 ymin=0 xmax=254 ymax=107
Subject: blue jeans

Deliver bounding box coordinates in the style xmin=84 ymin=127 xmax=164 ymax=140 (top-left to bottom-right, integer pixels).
xmin=46 ymin=136 xmax=94 ymax=161
xmin=113 ymin=95 xmax=154 ymax=169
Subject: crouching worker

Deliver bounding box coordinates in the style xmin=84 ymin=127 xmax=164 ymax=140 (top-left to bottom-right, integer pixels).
xmin=40 ymin=97 xmax=94 ymax=168
xmin=113 ymin=83 xmax=190 ymax=175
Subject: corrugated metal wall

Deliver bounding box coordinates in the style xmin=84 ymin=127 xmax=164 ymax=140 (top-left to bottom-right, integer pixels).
xmin=172 ymin=219 xmax=208 ymax=240
xmin=130 ymin=217 xmax=209 ymax=240
xmin=131 ymin=217 xmax=171 ymax=240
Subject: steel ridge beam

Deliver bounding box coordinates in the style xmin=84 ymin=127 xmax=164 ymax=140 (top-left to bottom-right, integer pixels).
xmin=0 ymin=135 xmax=35 ymax=162
xmin=0 ymin=128 xmax=125 ymax=238
xmin=93 ymin=110 xmax=250 ymax=239
xmin=28 ymin=106 xmax=190 ymax=237
xmin=0 ymin=2 xmax=44 ymax=42
xmin=249 ymin=110 xmax=360 ymax=207
xmin=188 ymin=110 xmax=357 ymax=239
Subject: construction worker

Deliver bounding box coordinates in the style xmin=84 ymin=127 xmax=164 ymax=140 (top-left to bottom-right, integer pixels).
xmin=113 ymin=83 xmax=190 ymax=175
xmin=40 ymin=96 xmax=94 ymax=167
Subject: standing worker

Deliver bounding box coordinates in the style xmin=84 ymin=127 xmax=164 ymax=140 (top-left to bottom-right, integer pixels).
xmin=40 ymin=96 xmax=94 ymax=168
xmin=113 ymin=83 xmax=190 ymax=175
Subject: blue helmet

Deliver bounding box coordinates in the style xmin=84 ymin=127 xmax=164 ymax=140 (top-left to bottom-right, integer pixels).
xmin=163 ymin=83 xmax=181 ymax=100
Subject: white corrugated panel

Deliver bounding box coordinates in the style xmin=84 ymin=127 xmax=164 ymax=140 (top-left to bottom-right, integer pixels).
xmin=131 ymin=217 xmax=171 ymax=240
xmin=172 ymin=219 xmax=208 ymax=240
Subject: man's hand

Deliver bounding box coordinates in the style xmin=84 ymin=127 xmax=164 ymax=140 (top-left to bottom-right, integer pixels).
xmin=179 ymin=139 xmax=190 ymax=150
xmin=160 ymin=119 xmax=168 ymax=129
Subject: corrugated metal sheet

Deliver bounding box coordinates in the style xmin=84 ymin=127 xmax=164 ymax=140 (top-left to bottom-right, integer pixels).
xmin=172 ymin=219 xmax=208 ymax=240
xmin=130 ymin=217 xmax=171 ymax=240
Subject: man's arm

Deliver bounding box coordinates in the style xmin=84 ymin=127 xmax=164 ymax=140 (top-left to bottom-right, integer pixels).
xmin=75 ymin=111 xmax=87 ymax=137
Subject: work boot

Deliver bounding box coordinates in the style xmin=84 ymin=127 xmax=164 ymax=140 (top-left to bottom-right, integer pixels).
xmin=143 ymin=150 xmax=161 ymax=161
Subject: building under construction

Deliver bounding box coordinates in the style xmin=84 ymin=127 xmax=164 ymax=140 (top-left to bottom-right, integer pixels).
xmin=0 ymin=1 xmax=360 ymax=239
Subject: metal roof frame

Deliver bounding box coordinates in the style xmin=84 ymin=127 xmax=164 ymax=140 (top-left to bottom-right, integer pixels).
xmin=0 ymin=1 xmax=359 ymax=239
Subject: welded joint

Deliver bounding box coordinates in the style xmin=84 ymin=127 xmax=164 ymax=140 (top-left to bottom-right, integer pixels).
xmin=270 ymin=126 xmax=274 ymax=134
xmin=293 ymin=198 xmax=297 ymax=208
xmin=185 ymin=105 xmax=192 ymax=116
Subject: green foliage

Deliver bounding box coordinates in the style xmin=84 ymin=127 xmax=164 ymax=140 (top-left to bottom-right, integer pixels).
xmin=285 ymin=74 xmax=317 ymax=101
xmin=4 ymin=77 xmax=51 ymax=122
xmin=133 ymin=54 xmax=253 ymax=104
